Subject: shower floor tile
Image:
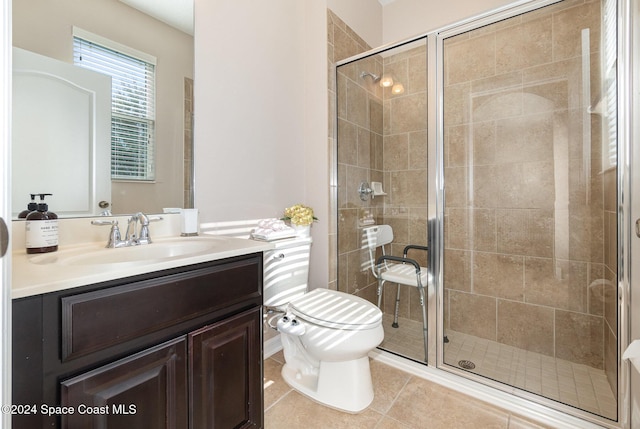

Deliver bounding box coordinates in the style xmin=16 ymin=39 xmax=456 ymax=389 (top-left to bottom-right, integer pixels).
xmin=377 ymin=315 xmax=617 ymax=421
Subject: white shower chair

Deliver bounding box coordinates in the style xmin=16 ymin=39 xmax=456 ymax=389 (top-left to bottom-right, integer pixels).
xmin=364 ymin=224 xmax=429 ymax=361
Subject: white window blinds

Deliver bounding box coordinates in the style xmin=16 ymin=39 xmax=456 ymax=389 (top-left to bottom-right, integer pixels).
xmin=602 ymin=0 xmax=617 ymax=170
xmin=73 ymin=30 xmax=156 ymax=181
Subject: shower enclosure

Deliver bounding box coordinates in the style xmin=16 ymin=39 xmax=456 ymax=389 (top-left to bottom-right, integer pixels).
xmin=335 ymin=0 xmax=620 ymax=425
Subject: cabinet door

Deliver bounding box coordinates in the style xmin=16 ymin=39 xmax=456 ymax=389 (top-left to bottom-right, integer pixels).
xmin=190 ymin=307 xmax=263 ymax=429
xmin=60 ymin=337 xmax=188 ymax=429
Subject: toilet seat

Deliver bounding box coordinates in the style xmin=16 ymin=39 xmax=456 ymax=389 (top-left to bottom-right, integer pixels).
xmin=289 ymin=288 xmax=382 ymax=330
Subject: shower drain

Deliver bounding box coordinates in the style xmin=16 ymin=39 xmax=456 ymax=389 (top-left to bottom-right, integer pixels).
xmin=458 ymin=360 xmax=476 ymax=370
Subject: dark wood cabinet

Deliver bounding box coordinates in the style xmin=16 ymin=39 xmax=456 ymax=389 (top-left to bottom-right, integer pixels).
xmin=12 ymin=253 xmax=264 ymax=429
xmin=61 ymin=337 xmax=188 ymax=429
xmin=190 ymin=308 xmax=262 ymax=429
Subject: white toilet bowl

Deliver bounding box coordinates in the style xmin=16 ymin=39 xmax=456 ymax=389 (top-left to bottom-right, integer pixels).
xmin=276 ymin=288 xmax=383 ymax=413
xmin=263 ymin=236 xmax=384 ymax=413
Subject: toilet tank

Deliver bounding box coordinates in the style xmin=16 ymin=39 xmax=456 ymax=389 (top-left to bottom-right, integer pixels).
xmin=263 ymin=236 xmax=312 ymax=309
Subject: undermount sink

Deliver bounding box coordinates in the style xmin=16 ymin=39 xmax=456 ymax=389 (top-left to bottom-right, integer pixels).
xmin=29 ymin=236 xmax=233 ymax=267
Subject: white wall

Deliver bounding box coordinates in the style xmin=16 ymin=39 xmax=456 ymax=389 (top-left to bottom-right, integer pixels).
xmin=192 ymin=0 xmax=524 ymax=289
xmin=382 ymin=0 xmax=515 ymax=43
xmin=194 ymin=0 xmax=329 ymax=285
xmin=327 ymin=0 xmax=383 ymax=48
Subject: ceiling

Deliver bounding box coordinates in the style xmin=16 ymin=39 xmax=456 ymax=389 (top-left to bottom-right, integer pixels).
xmin=119 ymin=0 xmax=194 ymax=35
xmin=119 ymin=0 xmax=395 ymax=36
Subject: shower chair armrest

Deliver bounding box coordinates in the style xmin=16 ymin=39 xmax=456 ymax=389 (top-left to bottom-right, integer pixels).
xmin=376 ymin=255 xmax=421 ymax=273
xmin=403 ymin=245 xmax=428 ymax=258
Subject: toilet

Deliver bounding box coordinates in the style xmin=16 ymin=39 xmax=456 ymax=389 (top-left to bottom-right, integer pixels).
xmin=264 ymin=236 xmax=383 ymax=413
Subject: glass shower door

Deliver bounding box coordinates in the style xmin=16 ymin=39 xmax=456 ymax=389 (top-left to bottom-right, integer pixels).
xmin=336 ymin=37 xmax=429 ymax=363
xmin=440 ymin=0 xmax=618 ymax=421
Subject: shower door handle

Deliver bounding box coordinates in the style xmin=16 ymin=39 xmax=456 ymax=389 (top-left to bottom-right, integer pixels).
xmin=636 ymin=218 xmax=640 ymax=238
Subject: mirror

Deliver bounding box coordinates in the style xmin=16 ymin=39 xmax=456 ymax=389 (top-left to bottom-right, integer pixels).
xmin=12 ymin=0 xmax=194 ymax=218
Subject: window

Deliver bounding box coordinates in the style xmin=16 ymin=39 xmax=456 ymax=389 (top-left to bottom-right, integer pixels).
xmin=73 ymin=28 xmax=156 ymax=181
xmin=601 ymin=0 xmax=617 ymax=170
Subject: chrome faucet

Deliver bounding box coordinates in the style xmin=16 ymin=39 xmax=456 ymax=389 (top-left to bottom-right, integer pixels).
xmin=125 ymin=212 xmax=162 ymax=245
xmin=136 ymin=212 xmax=153 ymax=245
xmin=92 ymin=212 xmax=163 ymax=248
xmin=125 ymin=214 xmax=139 ymax=244
xmin=91 ymin=219 xmax=128 ymax=248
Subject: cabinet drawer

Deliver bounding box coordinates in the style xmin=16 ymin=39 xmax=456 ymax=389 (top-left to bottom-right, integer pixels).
xmin=61 ymin=257 xmax=261 ymax=361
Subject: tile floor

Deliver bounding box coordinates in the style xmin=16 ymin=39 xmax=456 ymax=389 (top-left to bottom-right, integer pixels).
xmin=379 ymin=315 xmax=617 ymax=420
xmin=264 ymin=350 xmax=554 ymax=429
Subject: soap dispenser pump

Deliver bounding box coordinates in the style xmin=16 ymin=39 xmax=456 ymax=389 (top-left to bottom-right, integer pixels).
xmin=25 ymin=193 xmax=59 ymax=254
xmin=18 ymin=193 xmax=38 ymax=219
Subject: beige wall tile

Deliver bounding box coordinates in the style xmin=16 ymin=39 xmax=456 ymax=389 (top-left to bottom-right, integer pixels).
xmin=472 ymin=121 xmax=497 ymax=165
xmin=552 ymin=1 xmax=601 ymax=62
xmin=604 ymin=324 xmax=617 ymax=399
xmin=357 ymin=126 xmax=372 ymax=169
xmin=408 ymin=130 xmax=428 ymax=170
xmin=497 ymin=300 xmax=554 ymax=356
xmin=383 ymin=134 xmax=408 ymax=171
xmin=445 ymin=33 xmax=496 ymax=85
xmin=346 ymin=80 xmax=370 ymax=128
xmin=447 ymin=124 xmax=468 ymax=167
xmin=524 ymin=257 xmax=589 ymax=312
xmin=496 ymin=209 xmax=554 ymax=257
xmin=495 ymin=113 xmax=554 ymax=164
xmin=447 ymin=208 xmax=471 ymax=250
xmin=389 ymin=170 xmax=427 ymax=207
xmin=473 ymin=252 xmax=525 ymax=301
xmin=389 ymin=93 xmax=427 ymax=134
xmin=495 ymin=15 xmax=552 ymax=74
xmin=473 ymin=208 xmax=497 ymax=252
xmin=444 ymin=249 xmax=471 ymax=292
xmin=555 ymin=310 xmax=604 ymax=368
xmin=450 ymin=291 xmax=497 ymax=341
xmin=337 ymin=119 xmax=357 ymax=166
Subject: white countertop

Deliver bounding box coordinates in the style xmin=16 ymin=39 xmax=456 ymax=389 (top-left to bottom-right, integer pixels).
xmin=11 ymin=215 xmax=274 ymax=299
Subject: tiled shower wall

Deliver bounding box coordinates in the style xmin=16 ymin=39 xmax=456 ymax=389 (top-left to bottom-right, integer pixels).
xmin=331 ymin=0 xmax=616 ymax=395
xmin=442 ymin=0 xmax=616 ymax=391
xmin=376 ymin=44 xmax=428 ymax=322
xmin=328 ymin=9 xmax=372 ymax=292
xmin=333 ymin=12 xmax=429 ymax=324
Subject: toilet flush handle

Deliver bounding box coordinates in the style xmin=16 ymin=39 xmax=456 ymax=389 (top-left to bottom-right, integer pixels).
xmin=273 ymin=253 xmax=285 ymax=260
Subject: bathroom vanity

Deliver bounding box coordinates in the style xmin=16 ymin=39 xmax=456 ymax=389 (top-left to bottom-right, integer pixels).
xmin=11 ymin=218 xmax=271 ymax=429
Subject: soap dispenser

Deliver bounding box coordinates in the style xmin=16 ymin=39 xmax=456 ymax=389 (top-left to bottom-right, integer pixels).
xmin=25 ymin=193 xmax=58 ymax=254
xmin=18 ymin=194 xmax=38 ymax=219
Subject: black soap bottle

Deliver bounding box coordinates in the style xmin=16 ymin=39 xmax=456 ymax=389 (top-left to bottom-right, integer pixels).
xmin=18 ymin=194 xmax=38 ymax=219
xmin=25 ymin=193 xmax=59 ymax=254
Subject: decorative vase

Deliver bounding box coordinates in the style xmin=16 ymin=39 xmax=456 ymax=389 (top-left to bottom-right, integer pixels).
xmin=291 ymin=224 xmax=311 ymax=237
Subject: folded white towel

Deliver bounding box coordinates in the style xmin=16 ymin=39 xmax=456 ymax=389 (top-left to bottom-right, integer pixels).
xmin=251 ymin=218 xmax=295 ymax=240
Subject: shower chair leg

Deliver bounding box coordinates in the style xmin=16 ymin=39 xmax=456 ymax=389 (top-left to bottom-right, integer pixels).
xmin=392 ymin=284 xmax=401 ymax=328
xmin=419 ymin=286 xmax=428 ymax=362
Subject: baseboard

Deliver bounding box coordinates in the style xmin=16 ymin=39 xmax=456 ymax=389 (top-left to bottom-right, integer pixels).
xmin=264 ymin=335 xmax=282 ymax=359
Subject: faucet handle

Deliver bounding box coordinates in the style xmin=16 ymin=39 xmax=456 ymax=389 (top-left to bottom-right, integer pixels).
xmin=137 ymin=215 xmax=163 ymax=245
xmin=91 ymin=219 xmax=123 ymax=248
